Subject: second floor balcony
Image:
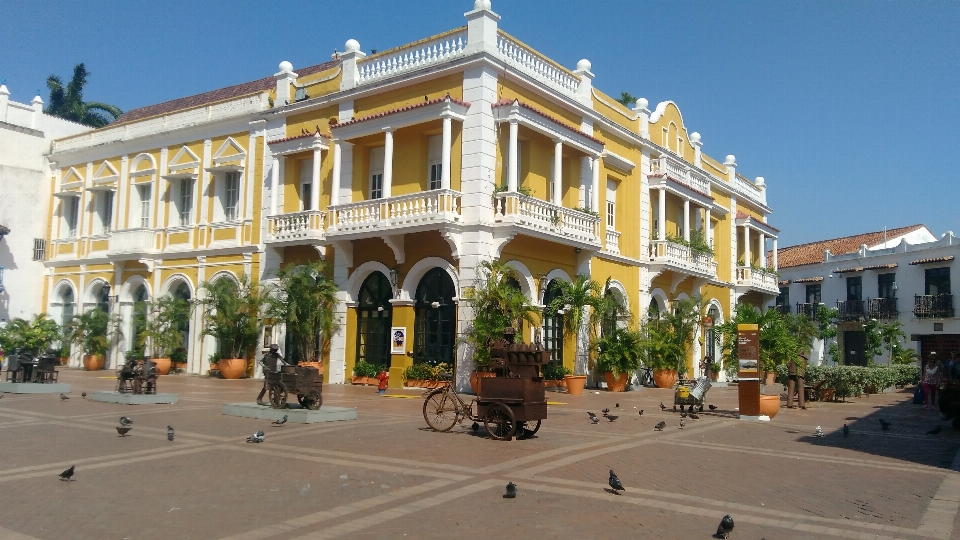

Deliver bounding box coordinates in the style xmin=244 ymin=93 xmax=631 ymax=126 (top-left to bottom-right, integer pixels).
xmin=494 ymin=192 xmax=601 ymax=249
xmin=735 ymin=266 xmax=779 ymax=295
xmin=866 ymin=297 xmax=898 ymax=319
xmin=837 ymin=299 xmax=865 ymax=322
xmin=265 ymin=210 xmax=326 ymax=246
xmin=914 ymin=294 xmax=954 ymax=319
xmin=326 ymin=189 xmax=461 ymax=238
xmin=796 ymin=302 xmax=823 ymax=319
xmin=107 ymin=229 xmax=160 ymax=258
xmin=647 ymin=239 xmax=716 ymax=280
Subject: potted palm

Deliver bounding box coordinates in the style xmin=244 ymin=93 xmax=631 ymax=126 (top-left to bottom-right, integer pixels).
xmin=461 ymin=261 xmax=536 ymax=394
xmin=64 ymin=309 xmax=119 ymax=371
xmin=595 ymin=325 xmax=642 ymax=392
xmin=352 ymin=360 xmax=379 ymax=385
xmin=0 ymin=314 xmax=62 ymax=358
xmin=263 ymin=261 xmax=338 ymax=369
xmin=196 ymin=275 xmax=265 ymax=379
xmin=546 ymin=275 xmax=604 ymax=395
xmin=542 ymin=362 xmax=571 ymax=389
xmin=640 ymin=297 xmax=700 ymax=388
xmin=136 ymin=295 xmax=190 ymax=375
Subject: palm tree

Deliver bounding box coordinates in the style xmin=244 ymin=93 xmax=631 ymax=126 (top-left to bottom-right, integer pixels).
xmin=46 ymin=63 xmax=123 ymax=128
xmin=546 ymin=274 xmax=603 ymax=375
xmin=616 ymin=91 xmax=637 ymax=107
xmin=462 ymin=261 xmax=536 ymax=367
xmin=264 ymin=261 xmax=339 ymax=364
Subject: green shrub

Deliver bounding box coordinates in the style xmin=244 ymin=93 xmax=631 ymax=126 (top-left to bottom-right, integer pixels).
xmin=404 ymin=364 xmax=432 ymax=380
xmin=353 ymin=360 xmax=380 ymax=378
xmin=543 ymin=362 xmax=572 ymax=380
xmin=773 ymin=364 xmax=921 ymax=400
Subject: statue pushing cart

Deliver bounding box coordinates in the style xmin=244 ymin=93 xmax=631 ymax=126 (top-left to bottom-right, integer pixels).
xmin=422 ymin=328 xmax=548 ymax=440
xmin=257 ymin=345 xmax=323 ymax=410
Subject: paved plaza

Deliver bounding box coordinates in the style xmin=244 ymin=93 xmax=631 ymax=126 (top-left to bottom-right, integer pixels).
xmin=1 ymin=371 xmax=959 ymax=540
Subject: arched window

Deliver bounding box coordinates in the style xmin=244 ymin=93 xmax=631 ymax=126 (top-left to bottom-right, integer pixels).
xmin=413 ymin=268 xmax=456 ymax=366
xmin=59 ymin=287 xmax=75 ymax=327
xmin=96 ymin=283 xmax=110 ymax=313
xmin=356 ymin=272 xmax=393 ymax=368
xmin=648 ymin=298 xmax=660 ymax=319
xmin=542 ymin=280 xmax=564 ymax=361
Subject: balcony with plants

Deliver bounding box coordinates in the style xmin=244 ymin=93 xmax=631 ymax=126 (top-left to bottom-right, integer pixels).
xmin=647 ymin=228 xmax=716 ymax=280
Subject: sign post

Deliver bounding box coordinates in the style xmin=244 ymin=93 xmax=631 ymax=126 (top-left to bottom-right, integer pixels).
xmin=736 ymin=324 xmax=763 ymax=420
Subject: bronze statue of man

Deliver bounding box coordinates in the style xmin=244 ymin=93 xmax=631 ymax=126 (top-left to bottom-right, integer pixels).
xmin=257 ymin=344 xmax=285 ymax=405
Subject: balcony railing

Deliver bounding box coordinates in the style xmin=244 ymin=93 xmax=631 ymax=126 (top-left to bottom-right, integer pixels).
xmin=496 ymin=31 xmax=581 ymax=99
xmin=494 ymin=192 xmax=600 ymax=245
xmin=796 ymin=303 xmax=824 ymax=319
xmin=327 ymin=189 xmax=461 ymax=235
xmin=108 ymin=229 xmax=159 ymax=256
xmin=648 ymin=155 xmax=711 ymax=196
xmin=648 ymin=240 xmax=716 ymax=277
xmin=773 ymin=304 xmax=790 ymax=316
xmin=914 ymin=294 xmax=954 ymax=319
xmin=735 ymin=173 xmax=767 ymax=207
xmin=604 ymin=229 xmax=621 ymax=255
xmin=735 ymin=266 xmax=779 ymax=293
xmin=866 ymin=297 xmax=898 ymax=319
xmin=357 ymin=29 xmax=466 ymax=86
xmin=837 ymin=299 xmax=865 ymax=321
xmin=266 ymin=210 xmax=326 ymax=244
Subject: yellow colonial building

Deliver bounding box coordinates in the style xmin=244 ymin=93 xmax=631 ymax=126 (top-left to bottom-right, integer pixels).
xmin=43 ymin=0 xmax=779 ymax=388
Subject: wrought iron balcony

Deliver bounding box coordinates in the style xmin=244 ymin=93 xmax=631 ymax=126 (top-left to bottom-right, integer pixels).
xmin=648 ymin=240 xmax=717 ymax=279
xmin=266 ymin=210 xmax=326 ymax=246
xmin=796 ymin=302 xmax=823 ymax=319
xmin=494 ymin=192 xmax=601 ymax=248
xmin=914 ymin=294 xmax=954 ymax=319
xmin=837 ymin=299 xmax=865 ymax=322
xmin=866 ymin=297 xmax=898 ymax=319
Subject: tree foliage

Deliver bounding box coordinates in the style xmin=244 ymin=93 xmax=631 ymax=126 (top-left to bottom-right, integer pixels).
xmin=264 ymin=261 xmax=339 ymax=363
xmin=714 ymin=303 xmax=797 ymax=373
xmin=545 ymin=274 xmax=603 ymax=374
xmin=616 ymin=91 xmax=637 ymax=107
xmin=45 ymin=63 xmax=123 ymax=128
xmin=640 ymin=296 xmax=701 ymax=375
xmin=64 ymin=309 xmax=121 ymax=357
xmin=196 ymin=275 xmax=264 ymax=360
xmin=136 ymin=296 xmax=191 ymax=359
xmin=0 ymin=314 xmax=62 ymax=356
xmin=462 ymin=261 xmax=537 ymax=367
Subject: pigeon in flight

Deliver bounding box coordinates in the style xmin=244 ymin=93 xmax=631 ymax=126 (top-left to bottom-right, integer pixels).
xmin=654 ymin=421 xmax=666 ymax=431
xmin=708 ymin=404 xmax=718 ymax=411
xmin=715 ymin=514 xmax=734 ymax=539
xmin=928 ymin=425 xmax=942 ymax=435
xmin=606 ymin=415 xmax=618 ymax=422
xmin=842 ymin=424 xmax=849 ymax=437
xmin=608 ymin=469 xmax=624 ymax=493
xmin=116 ymin=426 xmax=132 ymax=437
xmin=167 ymin=426 xmax=175 ymax=441
xmin=59 ymin=465 xmax=75 ymax=482
xmin=119 ymin=416 xmax=133 ymax=426
xmin=81 ymin=391 xmax=87 ymax=399
xmin=660 ymin=402 xmax=667 ymax=411
xmin=60 ymin=393 xmax=69 ymax=401
xmin=814 ymin=426 xmax=823 ymax=437
xmin=272 ymin=415 xmax=288 ymax=426
xmin=879 ymin=419 xmax=891 ymax=431
xmin=588 ymin=412 xmax=600 ymax=424
xmin=247 ymin=430 xmax=265 ymax=443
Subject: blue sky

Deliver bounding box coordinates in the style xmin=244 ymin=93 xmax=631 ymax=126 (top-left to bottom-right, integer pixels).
xmin=1 ymin=0 xmax=957 ymax=247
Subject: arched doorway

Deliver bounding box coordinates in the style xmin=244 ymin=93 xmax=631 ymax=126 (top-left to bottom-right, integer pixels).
xmin=413 ymin=268 xmax=456 ymax=366
xmin=542 ymin=280 xmax=564 ymax=362
xmin=170 ymin=281 xmax=192 ymax=359
xmin=704 ymin=303 xmax=723 ymax=379
xmin=356 ymin=272 xmax=393 ymax=368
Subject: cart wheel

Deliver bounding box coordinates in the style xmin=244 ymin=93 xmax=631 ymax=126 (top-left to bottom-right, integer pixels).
xmin=518 ymin=419 xmax=541 ymax=439
xmin=132 ymin=378 xmax=143 ymax=395
xmin=484 ymin=403 xmax=516 ymax=441
xmin=303 ymin=390 xmax=322 ymax=410
xmin=269 ymin=383 xmax=288 ymax=409
xmin=423 ymin=389 xmax=458 ymax=432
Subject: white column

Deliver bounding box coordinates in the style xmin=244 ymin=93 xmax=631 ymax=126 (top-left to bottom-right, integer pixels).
xmin=311 ymin=146 xmax=322 ymax=211
xmin=382 ymin=130 xmax=393 ymax=199
xmin=694 ymin=205 xmax=702 ymax=232
xmin=441 ymin=116 xmax=452 ymax=190
xmin=331 ymin=141 xmax=342 ymax=204
xmin=0 ymin=83 xmax=9 ymax=122
xmin=683 ymin=198 xmax=690 ymax=242
xmin=591 ymin=156 xmax=600 ymax=212
xmin=31 ymin=95 xmax=43 ymax=129
xmin=705 ymin=208 xmax=712 ymax=245
xmin=772 ymin=238 xmax=778 ymax=269
xmin=507 ymin=121 xmax=518 ymax=192
xmin=657 ymin=187 xmax=666 ymax=240
xmin=743 ymin=226 xmax=751 ymax=266
xmin=270 ymin=155 xmax=280 ymax=215
xmin=552 ymin=140 xmax=563 ymax=205
xmin=759 ymin=232 xmax=766 ymax=267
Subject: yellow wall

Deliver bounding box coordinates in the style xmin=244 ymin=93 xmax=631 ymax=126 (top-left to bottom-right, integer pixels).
xmin=354 ymin=74 xmax=463 ymax=119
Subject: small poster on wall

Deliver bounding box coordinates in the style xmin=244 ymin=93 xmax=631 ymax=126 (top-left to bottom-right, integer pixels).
xmin=391 ymin=327 xmax=407 ymax=355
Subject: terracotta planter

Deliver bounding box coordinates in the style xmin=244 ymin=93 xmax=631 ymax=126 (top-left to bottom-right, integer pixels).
xmin=604 ymin=371 xmax=629 ymax=392
xmin=208 ymin=363 xmax=219 ymax=371
xmin=759 ymin=395 xmax=780 ymax=418
xmin=710 ymin=373 xmax=719 ymax=382
xmin=152 ymin=357 xmax=172 ymax=375
xmin=58 ymin=356 xmax=70 ymax=366
xmin=218 ymin=358 xmax=247 ymax=379
xmin=564 ymin=375 xmax=587 ymax=395
xmin=544 ymin=379 xmax=561 ymax=389
xmin=299 ymin=361 xmax=323 ymax=373
xmin=764 ymin=372 xmax=777 ymax=386
xmin=82 ymin=354 xmax=104 ymax=371
xmin=653 ymin=369 xmax=678 ymax=389
xmin=469 ymin=370 xmax=496 ymax=394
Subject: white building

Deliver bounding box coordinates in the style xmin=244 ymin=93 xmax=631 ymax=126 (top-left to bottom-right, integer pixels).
xmin=0 ymin=82 xmax=89 ymax=324
xmin=774 ymin=224 xmax=960 ymax=365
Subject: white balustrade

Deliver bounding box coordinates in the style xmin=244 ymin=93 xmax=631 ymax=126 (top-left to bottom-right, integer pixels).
xmin=108 ymin=229 xmax=158 ymax=255
xmin=357 ymin=30 xmax=467 ymax=85
xmin=605 ymin=229 xmax=621 ymax=255
xmin=267 ymin=210 xmax=326 ymax=242
xmin=735 ymin=173 xmax=767 ymax=206
xmin=648 ymin=155 xmax=711 ymax=196
xmin=328 ymin=189 xmax=461 ymax=234
xmin=496 ymin=32 xmax=580 ymax=99
xmin=494 ymin=192 xmax=600 ymax=245
xmin=736 ymin=265 xmax=779 ymax=292
xmin=648 ymin=240 xmax=716 ymax=277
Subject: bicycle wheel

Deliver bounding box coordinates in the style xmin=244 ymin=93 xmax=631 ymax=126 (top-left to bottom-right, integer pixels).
xmin=484 ymin=403 xmax=516 ymax=441
xmin=423 ymin=389 xmax=458 ymax=432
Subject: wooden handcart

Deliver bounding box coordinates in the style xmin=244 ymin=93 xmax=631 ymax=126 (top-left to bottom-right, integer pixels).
xmin=264 ymin=365 xmax=323 ymax=410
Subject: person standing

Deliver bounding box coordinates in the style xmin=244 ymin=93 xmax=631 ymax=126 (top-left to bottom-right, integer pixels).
xmin=922 ymin=352 xmax=943 ymax=410
xmin=787 ymin=352 xmax=807 ymax=409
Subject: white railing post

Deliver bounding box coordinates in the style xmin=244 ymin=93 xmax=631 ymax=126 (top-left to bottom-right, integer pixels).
xmin=270 ymin=155 xmax=280 ymax=216
xmin=572 ymin=59 xmax=593 ymax=107
xmin=339 ymin=40 xmax=367 ymax=91
xmin=465 ymin=0 xmax=500 ymax=54
xmin=31 ymin=94 xmax=43 ymax=129
xmin=0 ymin=82 xmax=9 ymax=122
xmin=633 ymin=98 xmax=650 ymax=139
xmin=552 ymin=139 xmax=562 ymax=205
xmin=507 ymin=120 xmax=518 ymax=192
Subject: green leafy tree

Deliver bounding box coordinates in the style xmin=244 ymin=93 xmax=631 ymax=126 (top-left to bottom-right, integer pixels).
xmin=45 ymin=63 xmax=123 ymax=128
xmin=136 ymin=296 xmax=191 ymax=359
xmin=877 ymin=320 xmax=908 ymax=363
xmin=462 ymin=261 xmax=537 ymax=367
xmin=715 ymin=304 xmax=796 ymax=373
xmin=616 ymin=91 xmax=637 ymax=107
xmin=546 ymin=274 xmax=603 ymax=375
xmin=264 ymin=261 xmax=339 ymax=363
xmin=64 ymin=309 xmax=121 ymax=357
xmin=787 ymin=313 xmax=818 ymax=359
xmin=640 ymin=296 xmax=701 ymax=375
xmin=196 ymin=275 xmax=265 ymax=360
xmin=0 ymin=314 xmax=62 ymax=356
xmin=596 ymin=325 xmax=643 ymax=376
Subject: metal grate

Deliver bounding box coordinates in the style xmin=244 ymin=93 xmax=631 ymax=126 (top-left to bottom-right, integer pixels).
xmin=32 ymin=238 xmax=46 ymax=261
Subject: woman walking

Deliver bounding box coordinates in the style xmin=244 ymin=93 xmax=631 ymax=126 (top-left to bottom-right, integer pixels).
xmin=922 ymin=352 xmax=943 ymax=410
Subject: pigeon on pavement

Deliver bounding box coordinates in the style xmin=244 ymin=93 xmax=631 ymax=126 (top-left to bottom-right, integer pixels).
xmin=842 ymin=424 xmax=849 ymax=437
xmin=680 ymin=412 xmax=688 ymax=418
xmin=615 ymin=403 xmax=619 ymax=409
xmin=606 ymin=415 xmax=618 ymax=422
xmin=660 ymin=402 xmax=667 ymax=411
xmin=608 ymin=470 xmax=624 ymax=493
xmin=119 ymin=416 xmax=133 ymax=426
xmin=81 ymin=391 xmax=87 ymax=398
xmin=116 ymin=426 xmax=132 ymax=437
xmin=689 ymin=413 xmax=699 ymax=420
xmin=167 ymin=426 xmax=175 ymax=441
xmin=928 ymin=425 xmax=942 ymax=435
xmin=679 ymin=418 xmax=685 ymax=429
xmin=708 ymin=404 xmax=718 ymax=411
xmin=59 ymin=465 xmax=75 ymax=481
xmin=272 ymin=415 xmax=288 ymax=426
xmin=588 ymin=412 xmax=600 ymax=424
xmin=247 ymin=430 xmax=265 ymax=443
xmin=60 ymin=393 xmax=69 ymax=401
xmin=879 ymin=419 xmax=891 ymax=431
xmin=638 ymin=410 xmax=644 ymax=416
xmin=503 ymin=481 xmax=517 ymax=499
xmin=654 ymin=421 xmax=666 ymax=431
xmin=471 ymin=422 xmax=480 ymax=432
xmin=715 ymin=514 xmax=734 ymax=539
xmin=814 ymin=426 xmax=823 ymax=437
xmin=601 ymin=408 xmax=610 ymax=415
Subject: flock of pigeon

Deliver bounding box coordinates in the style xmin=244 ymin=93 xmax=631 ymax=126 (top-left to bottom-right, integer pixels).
xmin=587 ymin=401 xmax=718 ymax=431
